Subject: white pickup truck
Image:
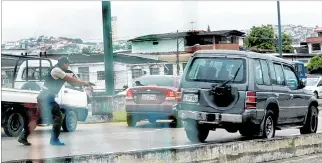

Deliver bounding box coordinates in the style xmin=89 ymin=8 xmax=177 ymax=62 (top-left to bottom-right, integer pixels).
xmin=1 ymin=54 xmax=89 ymax=137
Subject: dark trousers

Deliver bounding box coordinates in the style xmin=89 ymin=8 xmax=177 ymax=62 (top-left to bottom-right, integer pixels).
xmin=37 ymin=90 xmax=64 ymax=140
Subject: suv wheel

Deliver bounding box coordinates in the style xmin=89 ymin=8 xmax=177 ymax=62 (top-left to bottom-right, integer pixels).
xmin=127 ymin=114 xmax=137 ymax=127
xmin=300 ymin=106 xmax=318 ymax=134
xmin=184 ymin=120 xmax=209 ymax=143
xmin=262 ymin=110 xmax=276 ymax=139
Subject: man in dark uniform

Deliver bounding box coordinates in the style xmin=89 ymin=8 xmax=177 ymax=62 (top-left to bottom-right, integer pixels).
xmin=18 ymin=56 xmax=93 ymax=146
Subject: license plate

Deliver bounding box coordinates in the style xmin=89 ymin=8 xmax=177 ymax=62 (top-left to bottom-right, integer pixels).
xmin=183 ymin=94 xmax=198 ymax=103
xmin=141 ymin=94 xmax=157 ymax=101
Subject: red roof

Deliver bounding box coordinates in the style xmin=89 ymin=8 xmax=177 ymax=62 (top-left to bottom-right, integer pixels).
xmin=314 ymin=28 xmax=322 ymax=33
xmin=306 ymin=37 xmax=322 ymax=43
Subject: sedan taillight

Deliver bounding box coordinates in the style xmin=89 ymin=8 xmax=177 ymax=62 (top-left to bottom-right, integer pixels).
xmin=126 ymin=89 xmax=133 ymax=99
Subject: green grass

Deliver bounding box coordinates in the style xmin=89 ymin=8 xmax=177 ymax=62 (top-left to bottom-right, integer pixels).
xmin=112 ymin=111 xmax=127 ymax=122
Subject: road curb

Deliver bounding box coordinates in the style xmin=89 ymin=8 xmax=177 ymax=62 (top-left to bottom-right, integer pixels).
xmin=5 ymin=133 xmax=322 ymax=163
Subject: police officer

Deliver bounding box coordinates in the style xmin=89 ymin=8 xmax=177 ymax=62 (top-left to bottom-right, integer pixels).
xmin=18 ymin=56 xmax=93 ymax=146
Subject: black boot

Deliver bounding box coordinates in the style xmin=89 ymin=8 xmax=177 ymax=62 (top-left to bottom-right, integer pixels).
xmin=50 ymin=137 xmax=65 ymax=146
xmin=18 ymin=131 xmax=31 ymax=146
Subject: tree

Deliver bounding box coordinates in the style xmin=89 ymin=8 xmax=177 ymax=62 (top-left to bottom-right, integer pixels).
xmin=277 ymin=33 xmax=294 ymax=53
xmin=307 ymin=56 xmax=322 ymax=72
xmin=244 ymin=25 xmax=294 ymax=53
xmin=82 ymin=47 xmax=91 ymax=54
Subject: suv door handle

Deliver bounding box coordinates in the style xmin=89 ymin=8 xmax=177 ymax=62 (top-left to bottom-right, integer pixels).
xmin=274 ymin=93 xmax=279 ymax=97
xmin=64 ymin=90 xmax=68 ymax=93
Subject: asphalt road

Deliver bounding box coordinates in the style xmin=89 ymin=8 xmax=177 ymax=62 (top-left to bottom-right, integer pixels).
xmin=2 ymin=115 xmax=322 ymax=162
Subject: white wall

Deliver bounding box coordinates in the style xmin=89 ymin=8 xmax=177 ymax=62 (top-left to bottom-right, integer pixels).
xmin=131 ymin=38 xmax=185 ymax=53
xmin=70 ymin=62 xmax=166 ymax=91
xmin=70 ymin=62 xmax=127 ymax=91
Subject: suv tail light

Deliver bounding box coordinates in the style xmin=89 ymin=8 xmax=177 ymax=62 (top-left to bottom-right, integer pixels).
xmin=176 ymin=88 xmax=182 ymax=103
xmin=245 ymin=91 xmax=256 ymax=109
xmin=126 ymin=89 xmax=133 ymax=99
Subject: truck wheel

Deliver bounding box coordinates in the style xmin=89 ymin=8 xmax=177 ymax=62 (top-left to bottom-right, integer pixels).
xmin=300 ymin=106 xmax=318 ymax=134
xmin=261 ymin=110 xmax=276 ymax=139
xmin=62 ymin=110 xmax=78 ymax=132
xmin=127 ymin=114 xmax=137 ymax=127
xmin=3 ymin=111 xmax=25 ymax=137
xmin=184 ymin=120 xmax=209 ymax=143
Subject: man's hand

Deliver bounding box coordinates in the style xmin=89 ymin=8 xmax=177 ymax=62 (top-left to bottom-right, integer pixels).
xmin=84 ymin=82 xmax=95 ymax=86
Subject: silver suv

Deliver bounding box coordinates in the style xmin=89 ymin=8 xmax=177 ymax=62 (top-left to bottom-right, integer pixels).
xmin=176 ymin=50 xmax=319 ymax=143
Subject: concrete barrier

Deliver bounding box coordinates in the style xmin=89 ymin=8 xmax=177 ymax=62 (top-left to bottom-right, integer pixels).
xmin=5 ymin=133 xmax=322 ymax=163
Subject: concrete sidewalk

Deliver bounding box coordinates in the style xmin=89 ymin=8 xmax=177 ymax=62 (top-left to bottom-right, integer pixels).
xmin=269 ymin=153 xmax=322 ymax=163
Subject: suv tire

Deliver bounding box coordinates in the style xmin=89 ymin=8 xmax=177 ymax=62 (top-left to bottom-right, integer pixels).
xmin=184 ymin=120 xmax=209 ymax=143
xmin=127 ymin=114 xmax=137 ymax=127
xmin=261 ymin=110 xmax=276 ymax=139
xmin=300 ymin=106 xmax=318 ymax=134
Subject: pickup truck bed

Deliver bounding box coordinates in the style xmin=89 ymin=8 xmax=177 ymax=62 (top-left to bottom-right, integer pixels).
xmin=2 ymin=88 xmax=39 ymax=103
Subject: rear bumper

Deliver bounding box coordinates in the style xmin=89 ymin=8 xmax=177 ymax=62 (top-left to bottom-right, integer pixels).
xmin=178 ymin=109 xmax=257 ymax=124
xmin=178 ymin=110 xmax=242 ymax=123
xmin=126 ymin=103 xmax=174 ymax=114
xmin=126 ymin=103 xmax=176 ymax=120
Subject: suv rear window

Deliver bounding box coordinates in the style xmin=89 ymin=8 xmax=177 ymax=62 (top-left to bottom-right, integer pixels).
xmin=186 ymin=57 xmax=246 ymax=83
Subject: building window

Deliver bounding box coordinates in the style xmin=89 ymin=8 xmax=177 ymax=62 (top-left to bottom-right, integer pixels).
xmin=312 ymin=43 xmax=321 ymax=51
xmin=164 ymin=64 xmax=173 ymax=75
xmin=78 ymin=67 xmax=89 ymax=81
xmin=150 ymin=66 xmax=160 ymax=75
xmin=132 ymin=68 xmax=143 ymax=79
xmin=153 ymin=41 xmax=159 ymax=45
xmin=97 ymin=71 xmax=105 ymax=80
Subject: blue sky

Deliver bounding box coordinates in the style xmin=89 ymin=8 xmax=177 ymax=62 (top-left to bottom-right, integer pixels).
xmin=2 ymin=1 xmax=322 ymax=42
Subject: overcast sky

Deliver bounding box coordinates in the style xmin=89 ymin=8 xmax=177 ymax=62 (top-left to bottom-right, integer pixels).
xmin=2 ymin=1 xmax=322 ymax=42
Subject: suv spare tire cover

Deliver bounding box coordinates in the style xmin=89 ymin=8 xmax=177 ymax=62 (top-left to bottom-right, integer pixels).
xmin=200 ymin=85 xmax=240 ymax=110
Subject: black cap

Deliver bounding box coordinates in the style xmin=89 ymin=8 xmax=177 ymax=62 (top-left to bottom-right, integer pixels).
xmin=58 ymin=56 xmax=70 ymax=65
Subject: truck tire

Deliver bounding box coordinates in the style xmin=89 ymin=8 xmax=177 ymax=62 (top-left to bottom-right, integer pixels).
xmin=184 ymin=120 xmax=209 ymax=143
xmin=3 ymin=111 xmax=25 ymax=137
xmin=127 ymin=114 xmax=137 ymax=127
xmin=300 ymin=106 xmax=318 ymax=135
xmin=62 ymin=110 xmax=78 ymax=132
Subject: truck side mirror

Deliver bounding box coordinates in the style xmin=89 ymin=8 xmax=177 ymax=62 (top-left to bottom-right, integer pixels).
xmin=298 ymin=80 xmax=305 ymax=89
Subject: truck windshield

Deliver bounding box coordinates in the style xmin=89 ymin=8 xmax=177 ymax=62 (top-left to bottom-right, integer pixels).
xmin=305 ymin=78 xmax=319 ymax=86
xmin=186 ymin=57 xmax=246 ymax=83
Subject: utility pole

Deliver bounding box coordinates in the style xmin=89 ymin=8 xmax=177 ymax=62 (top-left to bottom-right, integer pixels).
xmin=176 ymin=30 xmax=180 ymax=76
xmin=190 ymin=21 xmax=195 ymax=30
xmin=102 ymin=1 xmax=114 ymax=95
xmin=277 ymin=1 xmax=283 ymax=58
